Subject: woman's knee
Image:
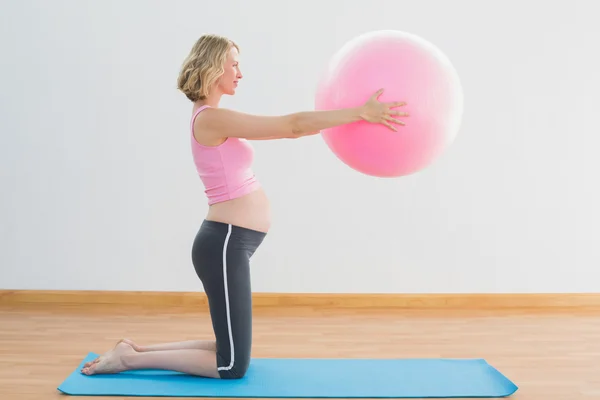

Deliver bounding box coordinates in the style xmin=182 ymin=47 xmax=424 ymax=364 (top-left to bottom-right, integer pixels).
xmin=217 ymin=351 xmax=251 ymax=379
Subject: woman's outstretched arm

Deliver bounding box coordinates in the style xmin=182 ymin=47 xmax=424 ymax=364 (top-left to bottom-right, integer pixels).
xmin=195 ymin=89 xmax=408 ymax=142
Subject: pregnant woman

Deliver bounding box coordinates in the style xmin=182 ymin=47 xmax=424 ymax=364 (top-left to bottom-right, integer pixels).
xmin=81 ymin=33 xmax=408 ymax=379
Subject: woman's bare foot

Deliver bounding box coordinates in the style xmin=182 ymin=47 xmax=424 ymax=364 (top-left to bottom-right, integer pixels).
xmin=81 ymin=341 xmax=135 ymax=375
xmin=119 ymin=338 xmax=142 ymax=352
xmin=82 ymin=339 xmax=138 ymax=370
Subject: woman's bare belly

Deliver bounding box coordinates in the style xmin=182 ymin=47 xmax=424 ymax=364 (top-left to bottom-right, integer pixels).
xmin=205 ymin=188 xmax=271 ymax=233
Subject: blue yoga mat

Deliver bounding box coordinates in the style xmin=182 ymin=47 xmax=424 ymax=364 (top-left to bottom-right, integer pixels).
xmin=58 ymin=352 xmax=518 ymax=398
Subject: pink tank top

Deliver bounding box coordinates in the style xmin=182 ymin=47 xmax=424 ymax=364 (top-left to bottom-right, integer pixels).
xmin=190 ymin=105 xmax=261 ymax=205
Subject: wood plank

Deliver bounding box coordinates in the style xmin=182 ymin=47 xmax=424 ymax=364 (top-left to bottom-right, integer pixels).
xmin=1 ymin=303 xmax=599 ymax=399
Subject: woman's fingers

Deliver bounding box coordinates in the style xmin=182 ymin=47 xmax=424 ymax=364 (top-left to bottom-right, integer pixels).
xmin=381 ymin=120 xmax=398 ymax=131
xmin=371 ymin=88 xmax=385 ymax=100
xmin=387 ymin=101 xmax=407 ymax=108
xmin=385 ymin=115 xmax=406 ymax=126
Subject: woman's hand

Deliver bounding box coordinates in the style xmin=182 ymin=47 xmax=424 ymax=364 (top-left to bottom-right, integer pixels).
xmin=360 ymin=88 xmax=408 ymax=131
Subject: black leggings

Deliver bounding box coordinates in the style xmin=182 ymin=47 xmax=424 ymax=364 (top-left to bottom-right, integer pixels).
xmin=191 ymin=219 xmax=266 ymax=379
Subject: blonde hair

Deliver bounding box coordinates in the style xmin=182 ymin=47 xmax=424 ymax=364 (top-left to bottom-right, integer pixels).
xmin=177 ymin=34 xmax=239 ymax=102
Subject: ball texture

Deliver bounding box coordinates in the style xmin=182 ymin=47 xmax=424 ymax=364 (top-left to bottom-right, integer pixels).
xmin=315 ymin=30 xmax=464 ymax=177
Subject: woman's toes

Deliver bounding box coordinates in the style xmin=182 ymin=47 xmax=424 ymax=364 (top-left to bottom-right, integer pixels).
xmin=83 ymin=358 xmax=99 ymax=369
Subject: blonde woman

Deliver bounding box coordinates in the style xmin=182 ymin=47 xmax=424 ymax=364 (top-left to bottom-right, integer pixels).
xmin=81 ymin=34 xmax=408 ymax=379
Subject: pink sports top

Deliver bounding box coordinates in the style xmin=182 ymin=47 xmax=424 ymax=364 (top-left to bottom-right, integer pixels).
xmin=190 ymin=105 xmax=261 ymax=205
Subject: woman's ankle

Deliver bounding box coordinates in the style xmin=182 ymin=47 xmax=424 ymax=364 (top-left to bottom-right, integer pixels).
xmin=120 ymin=352 xmax=137 ymax=370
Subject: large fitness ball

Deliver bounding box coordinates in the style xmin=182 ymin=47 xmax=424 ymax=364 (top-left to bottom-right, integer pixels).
xmin=315 ymin=30 xmax=464 ymax=177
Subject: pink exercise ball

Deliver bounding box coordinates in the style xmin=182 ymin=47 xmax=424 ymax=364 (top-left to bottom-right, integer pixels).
xmin=315 ymin=30 xmax=464 ymax=177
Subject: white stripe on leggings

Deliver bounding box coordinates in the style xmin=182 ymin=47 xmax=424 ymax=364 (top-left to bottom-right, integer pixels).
xmin=217 ymin=223 xmax=234 ymax=372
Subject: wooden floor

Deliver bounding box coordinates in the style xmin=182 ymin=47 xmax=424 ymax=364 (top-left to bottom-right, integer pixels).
xmin=1 ymin=303 xmax=599 ymax=399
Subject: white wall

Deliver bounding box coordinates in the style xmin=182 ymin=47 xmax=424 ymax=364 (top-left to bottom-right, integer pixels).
xmin=2 ymin=0 xmax=599 ymax=294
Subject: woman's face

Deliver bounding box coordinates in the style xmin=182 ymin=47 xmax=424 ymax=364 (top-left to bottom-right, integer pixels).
xmin=217 ymin=46 xmax=242 ymax=96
